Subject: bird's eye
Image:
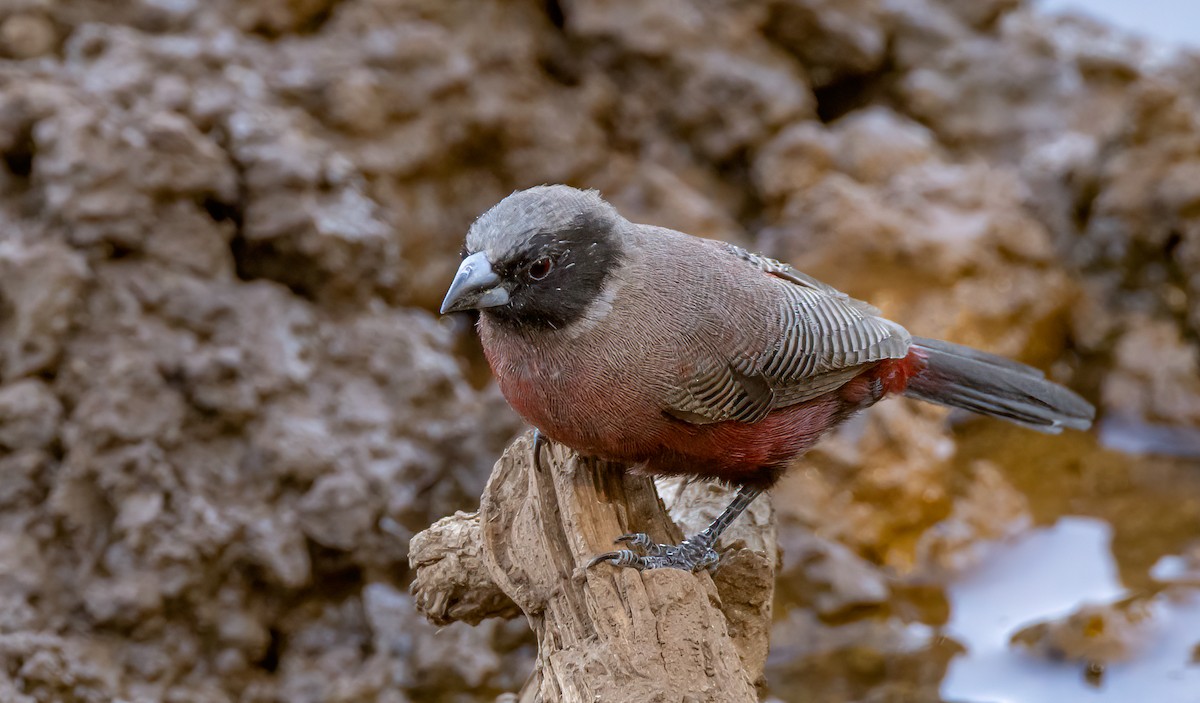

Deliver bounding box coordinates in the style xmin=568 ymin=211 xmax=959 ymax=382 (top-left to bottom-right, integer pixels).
xmin=528 ymin=257 xmax=553 ymax=281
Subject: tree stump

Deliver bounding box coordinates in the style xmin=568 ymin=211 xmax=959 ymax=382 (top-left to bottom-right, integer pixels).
xmin=410 ymin=431 xmax=777 ymax=702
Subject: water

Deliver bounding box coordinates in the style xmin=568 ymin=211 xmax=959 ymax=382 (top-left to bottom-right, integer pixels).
xmin=942 ymin=517 xmax=1200 ymax=702
xmin=767 ymin=421 xmax=1200 ymax=702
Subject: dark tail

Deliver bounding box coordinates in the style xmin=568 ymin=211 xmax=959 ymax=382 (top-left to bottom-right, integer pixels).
xmin=903 ymin=337 xmax=1095 ymax=434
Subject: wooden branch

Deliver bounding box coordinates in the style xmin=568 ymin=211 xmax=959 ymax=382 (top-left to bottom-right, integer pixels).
xmin=408 ymin=510 xmax=521 ymax=626
xmin=655 ymin=476 xmax=778 ymax=685
xmin=410 ymin=431 xmax=776 ymax=701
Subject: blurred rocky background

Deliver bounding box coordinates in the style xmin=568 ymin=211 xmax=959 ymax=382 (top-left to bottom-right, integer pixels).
xmin=0 ymin=0 xmax=1198 ymax=701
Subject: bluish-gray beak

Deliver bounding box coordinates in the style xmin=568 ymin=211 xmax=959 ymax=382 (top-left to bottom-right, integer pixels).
xmin=440 ymin=251 xmax=511 ymax=314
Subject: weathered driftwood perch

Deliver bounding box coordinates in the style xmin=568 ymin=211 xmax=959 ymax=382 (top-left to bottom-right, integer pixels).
xmin=410 ymin=431 xmax=777 ymax=702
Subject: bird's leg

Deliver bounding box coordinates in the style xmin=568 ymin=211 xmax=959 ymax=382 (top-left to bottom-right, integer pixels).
xmin=587 ymin=485 xmax=764 ymax=572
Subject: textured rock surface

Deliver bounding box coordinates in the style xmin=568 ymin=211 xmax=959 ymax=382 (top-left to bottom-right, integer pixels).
xmin=0 ymin=0 xmax=1196 ymax=700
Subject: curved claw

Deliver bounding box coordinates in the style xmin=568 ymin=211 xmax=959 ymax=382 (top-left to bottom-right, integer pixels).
xmin=614 ymin=532 xmax=652 ymax=547
xmin=615 ymin=532 xmax=666 ymax=556
xmin=532 ymin=430 xmax=548 ymax=473
xmin=587 ymin=549 xmax=641 ymax=569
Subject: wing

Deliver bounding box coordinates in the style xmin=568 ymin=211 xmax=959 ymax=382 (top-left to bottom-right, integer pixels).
xmin=665 ymin=243 xmax=911 ymax=425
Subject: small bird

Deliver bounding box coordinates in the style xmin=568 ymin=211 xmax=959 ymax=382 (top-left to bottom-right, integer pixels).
xmin=441 ymin=185 xmax=1095 ymax=571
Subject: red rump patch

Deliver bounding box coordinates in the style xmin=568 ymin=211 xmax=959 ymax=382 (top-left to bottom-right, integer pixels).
xmin=875 ymin=348 xmax=927 ymax=396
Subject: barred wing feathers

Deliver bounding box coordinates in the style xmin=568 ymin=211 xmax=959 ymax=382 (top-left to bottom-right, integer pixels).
xmin=665 ymin=244 xmax=911 ymax=424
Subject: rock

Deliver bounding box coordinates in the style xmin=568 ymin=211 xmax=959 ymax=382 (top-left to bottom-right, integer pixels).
xmin=914 ymin=460 xmax=1032 ymax=575
xmin=298 ymin=470 xmax=378 ymax=551
xmin=776 ymin=531 xmax=891 ymax=618
xmin=763 ymin=0 xmax=888 ymax=88
xmin=245 ymin=511 xmax=312 ymax=589
xmin=0 ymin=450 xmax=49 ymax=510
xmin=0 ymin=240 xmax=89 ymax=380
xmin=228 ymin=0 xmax=340 ymax=36
xmin=767 ymin=607 xmax=941 ymax=702
xmin=1010 ymin=595 xmax=1153 ymax=668
xmin=0 ymin=13 xmax=56 ymax=60
xmin=0 ymin=379 xmax=61 ymax=450
xmin=668 ymin=47 xmax=815 ymax=162
xmin=830 ymin=107 xmax=937 ymax=185
xmin=33 ymin=100 xmax=238 ymax=252
xmin=1103 ymin=315 xmax=1200 ymax=427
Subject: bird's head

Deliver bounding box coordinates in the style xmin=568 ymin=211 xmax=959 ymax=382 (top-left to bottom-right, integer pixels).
xmin=440 ymin=185 xmax=626 ymax=331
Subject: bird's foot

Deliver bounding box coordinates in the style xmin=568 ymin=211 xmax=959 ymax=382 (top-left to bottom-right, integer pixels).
xmin=587 ymin=532 xmax=719 ymax=572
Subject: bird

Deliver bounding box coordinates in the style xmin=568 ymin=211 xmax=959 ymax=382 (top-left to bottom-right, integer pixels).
xmin=440 ymin=185 xmax=1095 ymax=571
